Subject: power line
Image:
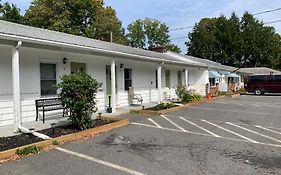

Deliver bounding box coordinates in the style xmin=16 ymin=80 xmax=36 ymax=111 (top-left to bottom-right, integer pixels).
xmin=169 ymin=7 xmax=281 ymax=32
xmin=169 ymin=26 xmax=193 ymax=31
xmin=264 ymin=19 xmax=281 ymax=24
xmin=170 ymin=19 xmax=281 ymax=41
xmin=253 ymin=7 xmax=281 ymax=16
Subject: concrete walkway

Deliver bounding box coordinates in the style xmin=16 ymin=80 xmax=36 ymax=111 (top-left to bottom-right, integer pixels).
xmin=0 ymin=102 xmax=158 ymax=137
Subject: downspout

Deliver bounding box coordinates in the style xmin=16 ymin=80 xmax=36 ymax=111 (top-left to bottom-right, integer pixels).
xmin=12 ymin=41 xmax=50 ymax=139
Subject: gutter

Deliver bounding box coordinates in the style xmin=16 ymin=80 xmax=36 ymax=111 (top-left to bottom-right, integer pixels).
xmin=0 ymin=33 xmax=165 ymax=63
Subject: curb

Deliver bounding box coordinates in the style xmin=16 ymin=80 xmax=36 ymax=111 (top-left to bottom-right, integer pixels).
xmin=0 ymin=117 xmax=128 ymax=161
xmin=130 ymin=100 xmax=207 ymax=116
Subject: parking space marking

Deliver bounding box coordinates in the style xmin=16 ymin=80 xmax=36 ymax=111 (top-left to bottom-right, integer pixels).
xmin=201 ymin=120 xmax=258 ymax=143
xmin=56 ymin=147 xmax=146 ymax=175
xmin=130 ymin=121 xmax=281 ymax=148
xmin=148 ymin=118 xmax=162 ymax=128
xmin=226 ymin=122 xmax=281 ymax=144
xmin=131 ymin=122 xmax=190 ymax=133
xmin=179 ymin=117 xmax=221 ymax=137
xmin=189 ymin=106 xmax=281 ymax=116
xmin=161 ymin=115 xmax=188 ymax=132
xmin=255 ymin=125 xmax=281 ymax=135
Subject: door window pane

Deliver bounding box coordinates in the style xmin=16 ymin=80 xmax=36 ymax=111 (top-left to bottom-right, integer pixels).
xmin=165 ymin=70 xmax=171 ymax=88
xmin=177 ymin=71 xmax=182 ymax=86
xmin=124 ymin=68 xmax=132 ymax=91
xmin=40 ymin=63 xmax=57 ymax=96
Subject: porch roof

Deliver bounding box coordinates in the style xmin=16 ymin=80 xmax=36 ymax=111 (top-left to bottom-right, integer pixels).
xmin=209 ymin=71 xmax=221 ymax=78
xmin=0 ymin=20 xmax=204 ymax=68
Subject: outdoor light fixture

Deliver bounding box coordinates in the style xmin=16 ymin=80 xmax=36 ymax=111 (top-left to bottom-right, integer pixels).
xmin=63 ymin=57 xmax=68 ymax=64
xmin=120 ymin=63 xmax=124 ymax=69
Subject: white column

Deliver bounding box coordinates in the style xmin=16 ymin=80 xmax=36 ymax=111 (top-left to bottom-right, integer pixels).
xmin=157 ymin=64 xmax=162 ymax=103
xmin=12 ymin=41 xmax=22 ymax=132
xmin=184 ymin=68 xmax=189 ymax=87
xmin=111 ymin=59 xmax=116 ymax=113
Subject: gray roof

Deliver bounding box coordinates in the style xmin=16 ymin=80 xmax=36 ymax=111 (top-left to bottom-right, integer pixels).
xmin=238 ymin=67 xmax=281 ymax=75
xmin=0 ymin=20 xmax=234 ymax=70
xmin=166 ymin=51 xmax=237 ymax=72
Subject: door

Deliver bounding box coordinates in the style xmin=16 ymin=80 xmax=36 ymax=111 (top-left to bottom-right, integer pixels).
xmin=272 ymin=75 xmax=281 ymax=93
xmin=177 ymin=70 xmax=182 ymax=86
xmin=165 ymin=70 xmax=171 ymax=88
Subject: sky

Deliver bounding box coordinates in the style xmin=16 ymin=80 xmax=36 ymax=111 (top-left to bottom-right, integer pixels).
xmin=5 ymin=0 xmax=281 ymax=53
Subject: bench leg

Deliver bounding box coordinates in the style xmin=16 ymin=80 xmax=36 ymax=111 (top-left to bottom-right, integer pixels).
xmin=36 ymin=108 xmax=39 ymax=121
xmin=43 ymin=107 xmax=45 ymax=123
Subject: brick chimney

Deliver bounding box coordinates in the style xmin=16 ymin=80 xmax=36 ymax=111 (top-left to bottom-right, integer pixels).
xmin=149 ymin=46 xmax=166 ymax=53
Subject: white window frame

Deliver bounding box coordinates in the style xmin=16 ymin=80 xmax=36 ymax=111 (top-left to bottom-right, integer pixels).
xmin=39 ymin=61 xmax=59 ymax=97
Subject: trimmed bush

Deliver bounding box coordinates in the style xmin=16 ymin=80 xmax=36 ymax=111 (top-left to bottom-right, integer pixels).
xmin=148 ymin=103 xmax=177 ymax=111
xmin=176 ymin=85 xmax=202 ymax=104
xmin=58 ymin=72 xmax=100 ymax=130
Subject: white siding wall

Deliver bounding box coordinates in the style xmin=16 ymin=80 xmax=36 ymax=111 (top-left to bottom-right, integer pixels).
xmin=115 ymin=60 xmax=159 ymax=107
xmin=0 ymin=46 xmax=109 ymax=126
xmin=0 ymin=44 xmax=209 ymax=127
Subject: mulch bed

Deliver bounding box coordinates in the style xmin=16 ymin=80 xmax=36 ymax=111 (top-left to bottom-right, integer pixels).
xmin=38 ymin=119 xmax=114 ymax=138
xmin=0 ymin=119 xmax=114 ymax=152
xmin=0 ymin=134 xmax=43 ymax=152
xmin=145 ymin=105 xmax=179 ymax=111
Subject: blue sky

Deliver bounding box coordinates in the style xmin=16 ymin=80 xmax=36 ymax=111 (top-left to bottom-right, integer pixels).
xmin=5 ymin=0 xmax=281 ymax=52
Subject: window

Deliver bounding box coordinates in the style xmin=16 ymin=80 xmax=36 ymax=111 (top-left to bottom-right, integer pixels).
xmin=155 ymin=70 xmax=158 ymax=89
xmin=40 ymin=63 xmax=57 ymax=96
xmin=124 ymin=68 xmax=132 ymax=91
xmin=177 ymin=71 xmax=182 ymax=86
xmin=209 ymin=78 xmax=215 ymax=86
xmin=70 ymin=62 xmax=86 ymax=73
xmin=165 ymin=70 xmax=171 ymax=88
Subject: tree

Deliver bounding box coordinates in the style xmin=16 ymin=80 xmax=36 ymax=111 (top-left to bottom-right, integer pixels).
xmin=24 ymin=0 xmax=127 ymax=44
xmin=58 ymin=72 xmax=100 ymax=130
xmin=127 ymin=18 xmax=181 ymax=53
xmin=186 ymin=12 xmax=281 ymax=69
xmin=0 ymin=1 xmax=23 ymax=23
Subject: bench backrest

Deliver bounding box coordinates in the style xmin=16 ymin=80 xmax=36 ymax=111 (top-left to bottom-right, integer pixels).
xmin=35 ymin=98 xmax=63 ymax=107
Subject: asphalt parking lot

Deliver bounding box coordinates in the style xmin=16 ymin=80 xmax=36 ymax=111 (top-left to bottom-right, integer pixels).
xmin=1 ymin=95 xmax=281 ymax=175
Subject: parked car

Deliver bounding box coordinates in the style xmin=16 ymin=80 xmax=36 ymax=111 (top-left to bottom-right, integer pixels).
xmin=244 ymin=74 xmax=281 ymax=95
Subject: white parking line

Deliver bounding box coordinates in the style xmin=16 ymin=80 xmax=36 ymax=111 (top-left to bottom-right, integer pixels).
xmin=56 ymin=147 xmax=146 ymax=175
xmin=148 ymin=118 xmax=162 ymax=128
xmin=189 ymin=106 xmax=281 ymax=116
xmin=179 ymin=117 xmax=221 ymax=137
xmin=201 ymin=120 xmax=258 ymax=143
xmin=130 ymin=122 xmax=281 ymax=148
xmin=226 ymin=122 xmax=281 ymax=144
xmin=161 ymin=115 xmax=188 ymax=132
xmin=255 ymin=125 xmax=281 ymax=135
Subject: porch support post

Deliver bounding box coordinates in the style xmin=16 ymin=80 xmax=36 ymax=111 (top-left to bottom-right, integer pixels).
xmin=12 ymin=41 xmax=22 ymax=132
xmin=157 ymin=64 xmax=162 ymax=103
xmin=184 ymin=68 xmax=188 ymax=87
xmin=111 ymin=59 xmax=116 ymax=113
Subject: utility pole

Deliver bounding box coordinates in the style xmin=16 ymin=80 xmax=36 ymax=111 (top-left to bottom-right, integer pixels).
xmin=110 ymin=32 xmax=113 ymax=43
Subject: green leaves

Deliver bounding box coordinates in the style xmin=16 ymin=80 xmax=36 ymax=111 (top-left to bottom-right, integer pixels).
xmin=58 ymin=72 xmax=100 ymax=130
xmin=127 ymin=18 xmax=181 ymax=53
xmin=187 ymin=12 xmax=281 ymax=69
xmin=0 ymin=1 xmax=23 ymax=23
xmin=23 ymin=0 xmax=127 ymax=44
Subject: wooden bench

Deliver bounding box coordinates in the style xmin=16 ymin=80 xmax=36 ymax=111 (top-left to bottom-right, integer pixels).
xmin=35 ymin=98 xmax=67 ymax=123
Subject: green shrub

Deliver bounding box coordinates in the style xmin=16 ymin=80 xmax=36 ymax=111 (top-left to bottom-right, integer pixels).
xmin=149 ymin=103 xmax=177 ymax=111
xmin=176 ymin=85 xmax=202 ymax=104
xmin=52 ymin=140 xmax=60 ymax=145
xmin=16 ymin=146 xmax=41 ymax=155
xmin=58 ymin=72 xmax=100 ymax=130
